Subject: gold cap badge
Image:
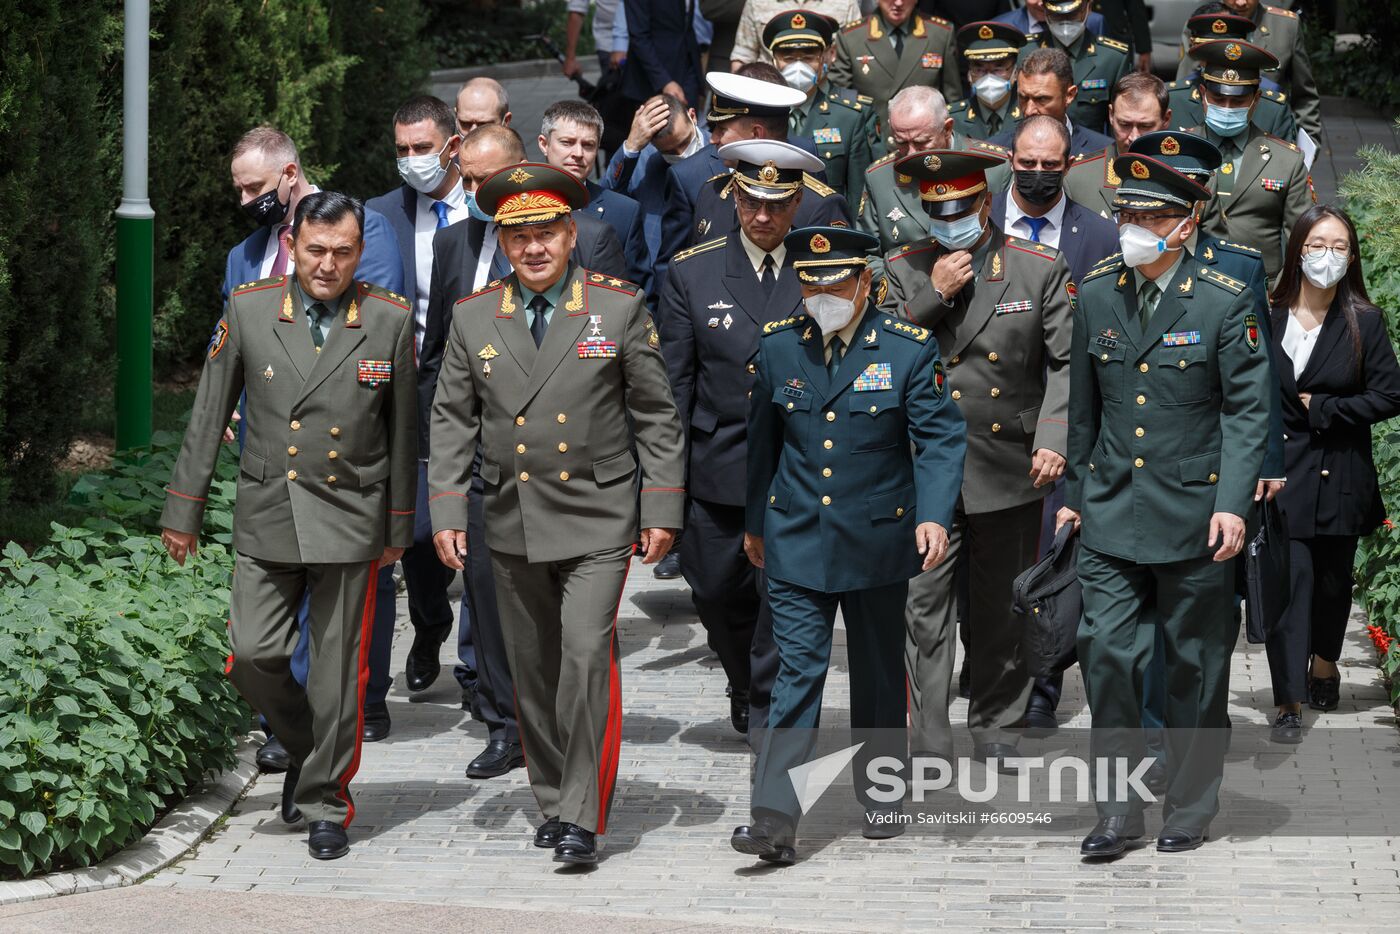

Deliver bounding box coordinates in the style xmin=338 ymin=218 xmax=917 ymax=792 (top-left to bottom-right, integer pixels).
xmin=507 ymin=167 xmax=533 ymax=184
xmin=923 ymin=154 xmax=942 ymax=171
xmin=1161 ymin=136 xmax=1180 ymax=155
xmin=978 ymin=24 xmax=993 ymax=39
xmin=791 ymin=12 xmax=806 ymax=28
xmin=1211 ymin=19 xmax=1227 ymax=33
xmin=810 ymin=233 xmax=831 ymax=253
xmin=1224 ymin=42 xmax=1242 ymax=61
xmin=1130 ymin=160 xmax=1150 ymax=180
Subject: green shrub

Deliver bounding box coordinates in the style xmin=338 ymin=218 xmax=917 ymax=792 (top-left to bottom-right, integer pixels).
xmin=427 ymin=0 xmax=578 ymax=68
xmin=1305 ymin=1 xmax=1400 ymax=111
xmin=0 ymin=432 xmax=249 ymax=879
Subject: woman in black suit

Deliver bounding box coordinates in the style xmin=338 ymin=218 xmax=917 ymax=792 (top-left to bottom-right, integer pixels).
xmin=1265 ymin=204 xmax=1400 ymax=743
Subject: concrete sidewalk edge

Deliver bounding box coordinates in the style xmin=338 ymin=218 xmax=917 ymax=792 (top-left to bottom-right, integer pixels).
xmin=0 ymin=736 xmax=261 ymax=907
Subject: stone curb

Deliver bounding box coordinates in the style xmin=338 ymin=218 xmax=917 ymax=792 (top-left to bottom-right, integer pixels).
xmin=0 ymin=737 xmax=261 ymax=907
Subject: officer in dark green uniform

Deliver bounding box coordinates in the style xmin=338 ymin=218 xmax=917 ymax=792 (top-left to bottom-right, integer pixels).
xmin=828 ymin=2 xmax=962 ymax=122
xmin=1168 ymin=12 xmax=1296 ymax=142
xmin=949 ymin=21 xmax=1026 ymax=142
xmin=1060 ymin=155 xmax=1270 ymax=857
xmin=730 ymin=226 xmax=966 ymax=866
xmin=1020 ymin=0 xmax=1131 ymax=133
xmin=765 ymin=10 xmax=877 ymax=204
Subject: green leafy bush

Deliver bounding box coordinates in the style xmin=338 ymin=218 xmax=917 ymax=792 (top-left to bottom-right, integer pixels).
xmin=427 ymin=0 xmax=578 ymax=68
xmin=1305 ymin=1 xmax=1400 ymax=110
xmin=0 ymin=433 xmax=249 ymax=879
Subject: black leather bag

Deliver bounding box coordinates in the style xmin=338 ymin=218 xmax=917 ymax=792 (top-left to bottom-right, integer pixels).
xmin=1244 ymin=498 xmax=1292 ymax=644
xmin=1012 ymin=523 xmax=1082 ymax=678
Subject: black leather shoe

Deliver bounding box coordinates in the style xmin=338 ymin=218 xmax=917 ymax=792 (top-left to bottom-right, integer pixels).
xmin=362 ymin=702 xmax=391 ymax=742
xmin=1271 ymin=710 xmax=1303 ymax=744
xmin=976 ymin=742 xmax=1021 ymax=774
xmin=534 ymin=817 xmax=563 ymax=849
xmin=1079 ymin=814 xmax=1145 ymax=858
xmin=652 ymin=551 xmax=682 ymax=580
xmin=280 ymin=767 xmax=302 ymax=824
xmin=1143 ymin=757 xmax=1168 ymax=796
xmin=863 ymin=808 xmax=906 ymax=839
xmin=553 ymin=823 xmax=598 ymax=864
xmin=1023 ymin=698 xmax=1059 ymax=736
xmin=466 ymin=739 xmax=525 ymax=778
xmin=1157 ymin=825 xmax=1208 ymax=853
xmin=256 ymin=736 xmax=291 ymax=773
xmin=1308 ymin=675 xmax=1340 ymax=711
xmin=730 ymin=815 xmax=796 ymax=865
xmin=307 ymin=820 xmax=350 ymax=860
xmin=405 ymin=624 xmax=451 ymax=693
xmin=957 ymin=660 xmax=971 ymax=700
xmin=730 ymin=689 xmax=750 ymax=734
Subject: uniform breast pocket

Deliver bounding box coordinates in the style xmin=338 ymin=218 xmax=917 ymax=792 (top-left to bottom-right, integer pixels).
xmin=848 ymin=391 xmax=902 ymax=452
xmin=773 ymin=386 xmax=811 ymax=451
xmin=1090 ymin=345 xmax=1125 ymax=402
xmin=1156 ymin=344 xmax=1210 ymax=406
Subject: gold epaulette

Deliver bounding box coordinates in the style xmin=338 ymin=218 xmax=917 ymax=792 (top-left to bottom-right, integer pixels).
xmin=763 ymin=314 xmax=809 ymax=335
xmin=705 ymin=171 xmax=731 ymax=184
xmin=968 ymin=139 xmax=1009 ymax=156
xmin=232 ymin=275 xmax=286 ymax=294
xmin=1266 ymin=5 xmax=1298 ymax=19
xmin=1098 ymin=37 xmax=1129 ymax=53
xmin=458 ymin=279 xmax=504 ymax=305
xmin=586 ymin=271 xmax=639 ymax=293
xmin=1264 ymin=134 xmax=1300 ymax=153
xmin=1217 ymin=240 xmax=1261 ymax=256
xmin=359 ymin=282 xmax=410 ymax=310
xmin=867 ymin=152 xmax=898 ymax=173
xmin=842 ymin=17 xmax=866 ymax=31
xmin=926 ymin=15 xmax=952 ymax=29
xmin=829 ymin=92 xmax=863 ymax=112
xmin=1262 ymin=88 xmax=1288 ymax=103
xmin=1200 ymin=267 xmax=1246 ymax=294
xmin=1005 ymin=236 xmax=1059 ymax=260
xmin=672 ymin=236 xmax=727 ymax=264
xmin=884 ymin=318 xmax=930 ymax=342
xmin=803 ymin=173 xmax=836 ymax=197
xmin=949 ymin=99 xmax=972 ymax=113
xmin=1083 ymin=254 xmax=1124 ymax=282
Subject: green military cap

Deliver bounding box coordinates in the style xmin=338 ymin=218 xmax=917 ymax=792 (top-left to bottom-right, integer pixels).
xmin=784 ymin=225 xmax=878 ymax=285
xmin=1043 ymin=0 xmax=1087 ymax=13
xmin=718 ymin=139 xmax=824 ymax=201
xmin=1111 ymin=154 xmax=1211 ymax=212
xmin=762 ymin=9 xmax=838 ymax=51
xmin=1128 ymin=131 xmax=1222 ymax=184
xmin=706 ymin=71 xmax=806 ymax=124
xmin=894 ymin=148 xmax=1007 ymax=217
xmin=1185 ymin=11 xmax=1255 ymax=44
xmin=956 ymin=21 xmax=1025 ymax=62
xmin=1188 ymin=38 xmax=1281 ymax=97
xmin=475 ymin=162 xmax=589 ymax=226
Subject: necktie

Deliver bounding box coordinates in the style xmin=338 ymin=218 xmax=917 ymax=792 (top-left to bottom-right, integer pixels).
xmin=271 ymin=225 xmax=291 ymax=277
xmin=1023 ymin=216 xmax=1049 ymax=243
xmin=760 ymin=254 xmax=776 ymax=298
xmin=892 ymin=26 xmax=905 ymax=58
xmin=307 ymin=301 xmax=331 ymax=349
xmin=433 ymin=200 xmax=450 ymax=228
xmin=789 ymin=108 xmax=805 ymax=136
xmin=529 ymin=295 xmax=549 ymax=348
xmin=1139 ymin=282 xmax=1160 ymax=331
xmin=827 ymin=337 xmax=845 ymax=379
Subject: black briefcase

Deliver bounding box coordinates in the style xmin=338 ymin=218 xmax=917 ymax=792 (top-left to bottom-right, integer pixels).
xmin=1244 ymin=498 xmax=1292 ymax=644
xmin=1011 ymin=523 xmax=1082 ymax=678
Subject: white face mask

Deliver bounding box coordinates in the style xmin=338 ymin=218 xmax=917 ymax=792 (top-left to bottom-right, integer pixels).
xmin=1119 ymin=217 xmax=1189 ymax=268
xmin=805 ymin=290 xmax=861 ymax=336
xmin=397 ymin=140 xmax=452 ymax=194
xmin=972 ymin=73 xmax=1013 ymax=105
xmin=781 ymin=61 xmax=819 ymax=93
xmin=1301 ymin=250 xmax=1348 ymax=289
xmin=1048 ymin=19 xmax=1085 ymax=46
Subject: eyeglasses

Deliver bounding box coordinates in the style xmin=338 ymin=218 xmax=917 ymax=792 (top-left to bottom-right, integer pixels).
xmin=1302 ymin=244 xmax=1350 ymax=259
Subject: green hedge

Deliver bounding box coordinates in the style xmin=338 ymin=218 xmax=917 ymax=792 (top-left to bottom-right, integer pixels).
xmin=1341 ymin=130 xmax=1400 ymax=702
xmin=1306 ymin=1 xmax=1400 ymax=111
xmin=0 ymin=432 xmax=247 ymax=879
xmin=0 ymin=1 xmax=428 ymax=512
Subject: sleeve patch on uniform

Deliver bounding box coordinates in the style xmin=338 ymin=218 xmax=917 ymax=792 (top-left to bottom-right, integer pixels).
xmin=1245 ymin=313 xmax=1260 ymax=351
xmin=208 ymin=320 xmax=229 ymax=360
xmin=933 ymin=359 xmax=945 ymax=397
xmin=1065 ymin=281 xmax=1078 ymax=311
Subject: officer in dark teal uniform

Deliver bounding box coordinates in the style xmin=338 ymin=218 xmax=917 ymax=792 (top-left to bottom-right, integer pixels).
xmin=730 ymin=226 xmax=966 ymax=866
xmin=1060 ymin=155 xmax=1270 ymax=858
xmin=948 ymin=22 xmax=1026 ymax=142
xmin=1167 ymin=12 xmax=1296 ymax=142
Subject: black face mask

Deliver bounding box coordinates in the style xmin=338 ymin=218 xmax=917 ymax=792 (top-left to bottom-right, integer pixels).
xmin=1013 ymin=169 xmax=1064 ymax=207
xmin=241 ymin=176 xmax=290 ymax=227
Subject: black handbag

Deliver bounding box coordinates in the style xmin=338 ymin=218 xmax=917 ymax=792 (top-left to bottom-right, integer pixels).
xmin=1012 ymin=523 xmax=1083 ymax=678
xmin=1244 ymin=498 xmax=1292 ymax=644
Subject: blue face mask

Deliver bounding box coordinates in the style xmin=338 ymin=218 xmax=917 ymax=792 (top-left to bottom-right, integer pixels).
xmin=465 ymin=188 xmax=493 ymax=222
xmin=1204 ymin=102 xmax=1250 ymax=138
xmin=929 ymin=212 xmax=984 ymax=251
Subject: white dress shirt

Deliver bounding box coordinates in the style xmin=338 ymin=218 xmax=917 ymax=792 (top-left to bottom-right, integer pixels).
xmin=1281 ymin=312 xmax=1323 ymax=380
xmin=472 ymin=220 xmax=502 ymax=295
xmin=1003 ymin=190 xmax=1068 ymax=249
xmin=258 ymin=184 xmax=321 ymax=277
xmin=413 ymin=182 xmax=468 ymax=354
xmin=739 ymin=232 xmax=786 ymax=276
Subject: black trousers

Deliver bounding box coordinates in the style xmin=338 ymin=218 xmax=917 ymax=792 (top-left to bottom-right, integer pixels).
xmin=1265 ymin=534 xmax=1359 ymax=706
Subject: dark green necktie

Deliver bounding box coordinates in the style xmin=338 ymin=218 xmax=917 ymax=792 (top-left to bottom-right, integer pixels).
xmin=307 ymin=302 xmax=331 ymax=349
xmin=827 ymin=337 xmax=845 ymax=379
xmin=529 ymin=294 xmax=549 ymax=348
xmin=1139 ymin=282 xmax=1160 ymax=331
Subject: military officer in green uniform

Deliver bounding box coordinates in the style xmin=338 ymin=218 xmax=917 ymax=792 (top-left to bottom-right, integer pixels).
xmin=429 ymin=164 xmax=685 ymax=865
xmin=1059 ymin=155 xmax=1270 ymax=857
xmin=731 ymin=226 xmax=966 ymax=866
xmin=1185 ymin=39 xmax=1314 ymax=282
xmin=828 ymin=0 xmax=962 ymax=124
xmin=949 ymin=21 xmax=1027 ymax=142
xmin=857 ymin=85 xmax=1011 ymax=252
xmin=160 ymin=192 xmax=418 ymax=861
xmin=1168 ymin=11 xmax=1297 ymax=142
xmin=764 ymin=10 xmax=877 ymax=204
xmin=1019 ymin=0 xmax=1131 ymax=134
xmin=876 ymin=150 xmax=1074 ymax=768
xmin=1176 ymin=0 xmax=1320 ymax=142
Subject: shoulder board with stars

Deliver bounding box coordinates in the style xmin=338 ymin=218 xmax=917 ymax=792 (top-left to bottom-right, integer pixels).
xmin=232 ymin=275 xmax=286 ymax=295
xmin=968 ymin=139 xmax=1009 ymax=156
xmin=925 ymin=15 xmax=953 ymax=29
xmin=762 ymin=314 xmax=809 ymax=335
xmin=359 ymin=281 xmax=410 ymax=310
xmin=1071 ymin=149 xmax=1106 ymax=167
xmin=673 ymin=236 xmax=727 ymax=264
xmin=1005 ymin=236 xmax=1059 ymax=261
xmin=1217 ymin=240 xmax=1262 ymax=257
xmin=1264 ymin=134 xmax=1301 ymax=153
xmin=1199 ymin=267 xmax=1246 ymax=295
xmin=883 ymin=318 xmax=930 ymax=343
xmin=458 ymin=279 xmax=505 ymax=305
xmin=842 ymin=17 xmax=866 ymax=32
xmin=586 ymin=271 xmax=639 ymax=294
xmin=1266 ymin=5 xmax=1298 ymax=19
xmin=1098 ymin=37 xmax=1129 ymax=53
xmin=949 ymin=99 xmax=972 ymax=114
xmin=867 ymin=152 xmax=898 ymax=173
xmin=1083 ymin=254 xmax=1125 ymax=282
xmin=1262 ymin=88 xmax=1288 ymax=103
xmin=803 ymin=173 xmax=836 ymax=197
xmin=828 ymin=92 xmax=864 ymax=112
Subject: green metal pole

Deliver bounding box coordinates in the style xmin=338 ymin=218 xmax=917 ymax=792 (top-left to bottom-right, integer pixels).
xmin=115 ymin=0 xmax=153 ymax=452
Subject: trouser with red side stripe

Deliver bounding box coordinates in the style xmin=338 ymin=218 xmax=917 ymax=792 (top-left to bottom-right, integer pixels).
xmin=228 ymin=552 xmax=378 ymax=826
xmin=489 ymin=543 xmax=632 ymax=835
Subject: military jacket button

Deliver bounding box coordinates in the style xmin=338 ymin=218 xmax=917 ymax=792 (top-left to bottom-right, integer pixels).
xmin=557 ymin=413 xmax=567 ymax=423
xmin=517 ymin=443 xmax=527 ymax=454
xmin=287 ymin=469 xmax=298 ymax=480
xmin=1321 ymin=469 xmax=1330 ymax=477
xmin=1209 ymin=473 xmax=1219 ymax=483
xmin=1135 ymin=427 xmax=1145 ymax=437
xmin=559 ymin=471 xmax=570 ymax=481
xmin=1134 ymin=457 xmax=1145 ymax=468
xmin=516 ymin=416 xmax=526 ymax=426
xmin=558 ymin=442 xmax=568 ymax=452
xmin=991 ymin=422 xmax=1001 ymax=432
xmin=327 ymin=475 xmax=336 ymax=485
xmin=823 ymin=439 xmax=834 ymax=449
xmin=520 ymin=471 xmax=530 ymax=482
xmin=1139 ymin=363 xmax=1149 ymax=373
xmin=951 ymin=390 xmax=961 ymax=400
xmin=826 ymin=411 xmax=836 ymax=422
xmin=989 ymin=388 xmax=1000 ymax=397
xmin=1136 ymin=394 xmax=1146 ymax=405
xmin=330 ymin=426 xmax=340 ymax=437
xmin=288 ymin=445 xmax=298 ymax=456
xmin=822 ymin=467 xmax=832 ymax=477
xmin=328 ymin=450 xmax=338 ymax=459
xmin=987 ymin=352 xmax=999 ymax=362
xmin=821 ymin=495 xmax=832 ymax=505
xmin=290 ymin=420 xmax=301 ymax=431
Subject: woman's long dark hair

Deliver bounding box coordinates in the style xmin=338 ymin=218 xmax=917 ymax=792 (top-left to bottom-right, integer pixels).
xmin=1270 ymin=203 xmax=1375 ymax=378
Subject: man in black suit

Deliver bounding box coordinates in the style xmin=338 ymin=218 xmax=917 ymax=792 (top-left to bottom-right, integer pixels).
xmin=365 ymin=95 xmax=467 ymax=701
xmin=417 ymin=125 xmax=628 ymax=779
xmin=622 ymin=0 xmax=704 ymax=107
xmin=989 ymin=47 xmax=1111 ymax=160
